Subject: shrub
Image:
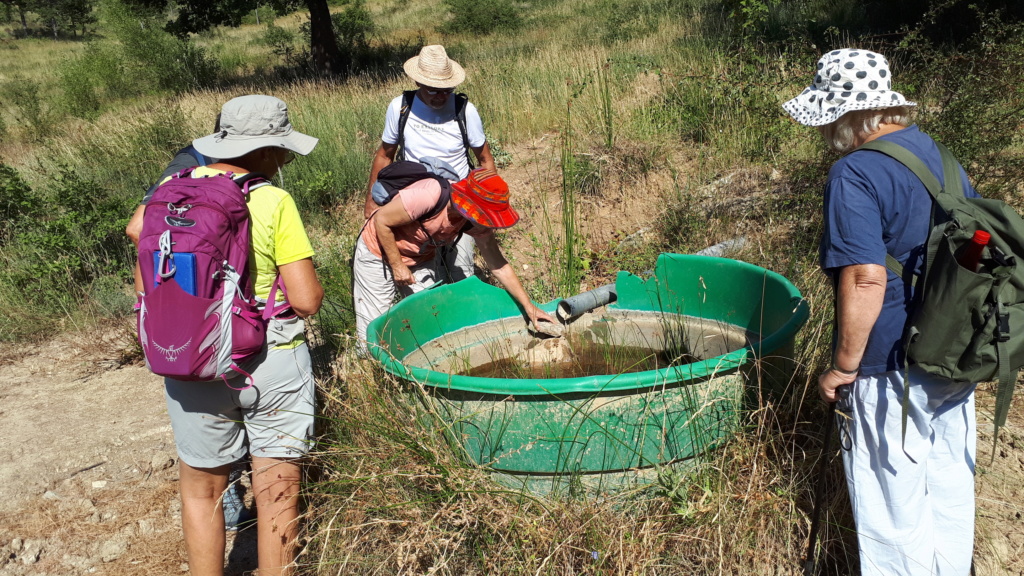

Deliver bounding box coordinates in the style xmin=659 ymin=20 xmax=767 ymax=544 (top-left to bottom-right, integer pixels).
xmin=58 ymin=42 xmax=135 ymax=119
xmin=441 ymin=0 xmax=522 ymax=35
xmin=900 ymin=9 xmax=1024 ymax=199
xmin=332 ymin=0 xmax=373 ymax=49
xmin=0 ymin=164 xmax=39 ymax=242
xmin=8 ymin=167 xmax=133 ymax=308
xmin=57 ymin=0 xmax=220 ymax=116
xmin=0 ymin=77 xmax=55 ymax=138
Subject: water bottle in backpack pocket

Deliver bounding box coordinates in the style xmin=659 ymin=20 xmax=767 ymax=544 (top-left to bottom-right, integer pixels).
xmin=904 ymin=223 xmax=1016 ymax=382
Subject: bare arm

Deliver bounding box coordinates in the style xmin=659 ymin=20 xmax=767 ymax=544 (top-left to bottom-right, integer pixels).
xmin=472 ymin=142 xmax=496 ymax=172
xmin=126 ymin=204 xmax=146 ymax=246
xmin=474 ymin=231 xmax=556 ymax=327
xmin=278 ymin=258 xmax=323 ymax=318
xmin=127 ymin=205 xmax=146 ymax=293
xmin=372 ymin=200 xmax=417 ymax=286
xmin=365 ymin=142 xmax=399 ymax=219
xmin=817 ymin=263 xmax=887 ymax=402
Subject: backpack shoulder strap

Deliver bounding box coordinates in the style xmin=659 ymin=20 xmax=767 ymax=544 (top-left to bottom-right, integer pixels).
xmin=857 ymin=139 xmax=944 ymax=201
xmin=454 ymin=93 xmax=475 ymax=169
xmin=855 ymin=140 xmax=930 ymax=285
xmin=186 ymin=144 xmax=215 ymax=167
xmin=396 ymin=90 xmax=417 ymax=162
xmin=935 ymin=141 xmax=965 ymax=199
xmin=423 ymin=176 xmax=452 ymax=220
xmin=232 ymin=172 xmax=270 ymax=194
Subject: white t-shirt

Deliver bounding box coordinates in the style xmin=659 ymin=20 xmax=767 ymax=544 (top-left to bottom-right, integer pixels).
xmin=381 ymin=93 xmax=486 ymax=179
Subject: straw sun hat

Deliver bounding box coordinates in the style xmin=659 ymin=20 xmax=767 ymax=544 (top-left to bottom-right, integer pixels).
xmin=451 ymin=169 xmax=519 ymax=229
xmin=403 ymin=45 xmax=466 ymax=89
xmin=193 ymin=95 xmax=318 ymax=159
xmin=783 ymin=48 xmax=916 ymax=127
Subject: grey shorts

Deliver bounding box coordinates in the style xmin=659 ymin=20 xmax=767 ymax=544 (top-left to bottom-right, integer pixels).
xmin=164 ymin=320 xmax=315 ymax=468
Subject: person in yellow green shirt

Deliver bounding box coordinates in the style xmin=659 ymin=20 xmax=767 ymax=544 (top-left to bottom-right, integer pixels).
xmin=154 ymin=95 xmax=323 ymax=576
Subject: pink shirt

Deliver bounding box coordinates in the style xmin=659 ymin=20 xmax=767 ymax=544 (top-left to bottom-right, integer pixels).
xmin=361 ymin=178 xmax=487 ymax=266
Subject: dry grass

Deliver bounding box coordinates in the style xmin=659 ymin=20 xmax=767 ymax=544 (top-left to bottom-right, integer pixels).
xmin=300 ymin=343 xmax=841 ymax=575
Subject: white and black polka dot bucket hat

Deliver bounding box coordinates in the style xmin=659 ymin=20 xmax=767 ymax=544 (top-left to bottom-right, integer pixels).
xmin=783 ymin=48 xmax=916 ymax=127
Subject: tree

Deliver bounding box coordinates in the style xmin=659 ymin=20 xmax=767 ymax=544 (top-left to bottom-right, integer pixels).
xmin=34 ymin=0 xmax=96 ymax=37
xmin=126 ymin=0 xmax=344 ymax=75
xmin=1 ymin=1 xmax=33 ymax=36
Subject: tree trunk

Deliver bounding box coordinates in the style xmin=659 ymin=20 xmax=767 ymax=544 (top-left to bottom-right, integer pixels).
xmin=18 ymin=5 xmax=27 ymax=36
xmin=304 ymin=0 xmax=346 ymax=75
xmin=51 ymin=17 xmax=58 ymax=40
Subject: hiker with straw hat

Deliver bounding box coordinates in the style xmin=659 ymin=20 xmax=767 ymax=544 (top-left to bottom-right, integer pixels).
xmin=364 ymin=44 xmax=496 ymax=284
xmin=353 ymin=167 xmax=556 ymax=348
xmin=784 ymin=49 xmax=979 ymax=575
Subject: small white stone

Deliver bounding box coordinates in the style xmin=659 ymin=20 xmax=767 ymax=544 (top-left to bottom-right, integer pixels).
xmin=91 ymin=481 xmax=107 ymax=489
xmin=98 ymin=538 xmax=127 ymax=562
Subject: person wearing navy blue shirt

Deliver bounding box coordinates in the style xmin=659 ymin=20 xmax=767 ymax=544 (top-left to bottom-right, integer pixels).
xmin=784 ymin=49 xmax=978 ymax=576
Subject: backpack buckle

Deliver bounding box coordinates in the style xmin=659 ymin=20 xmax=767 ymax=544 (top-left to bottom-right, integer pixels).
xmin=998 ymin=311 xmax=1011 ymax=342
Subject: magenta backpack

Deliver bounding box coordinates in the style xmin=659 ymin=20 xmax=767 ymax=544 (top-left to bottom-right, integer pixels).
xmin=137 ymin=167 xmax=287 ymax=388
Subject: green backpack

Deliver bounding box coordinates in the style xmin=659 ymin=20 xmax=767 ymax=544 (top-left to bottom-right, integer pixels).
xmin=859 ymin=139 xmax=1024 ymax=451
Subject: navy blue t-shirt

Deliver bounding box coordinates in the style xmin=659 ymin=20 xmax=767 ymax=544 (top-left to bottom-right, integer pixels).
xmin=819 ymin=124 xmax=978 ymax=376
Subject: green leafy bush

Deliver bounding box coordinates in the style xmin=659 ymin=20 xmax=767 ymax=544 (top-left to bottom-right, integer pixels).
xmin=332 ymin=0 xmax=373 ymax=49
xmin=0 ymin=164 xmax=39 ymax=242
xmin=0 ymin=77 xmax=55 ymax=138
xmin=901 ymin=10 xmax=1024 ymax=199
xmin=57 ymin=0 xmax=220 ymax=117
xmin=441 ymin=0 xmax=522 ymax=35
xmin=7 ymin=167 xmax=133 ymax=308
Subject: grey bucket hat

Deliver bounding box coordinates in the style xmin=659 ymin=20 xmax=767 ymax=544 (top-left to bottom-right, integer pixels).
xmin=783 ymin=49 xmax=916 ymax=127
xmin=192 ymin=95 xmax=318 ymax=159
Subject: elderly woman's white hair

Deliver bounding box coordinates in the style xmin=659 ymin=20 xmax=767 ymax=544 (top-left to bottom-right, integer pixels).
xmin=817 ymin=106 xmax=915 ymax=154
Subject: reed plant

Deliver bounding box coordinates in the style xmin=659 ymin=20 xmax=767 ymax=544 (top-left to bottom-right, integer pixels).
xmin=557 ymin=98 xmax=584 ymax=298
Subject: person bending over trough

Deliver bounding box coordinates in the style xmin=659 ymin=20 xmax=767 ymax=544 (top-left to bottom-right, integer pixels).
xmin=353 ymin=167 xmax=555 ymax=348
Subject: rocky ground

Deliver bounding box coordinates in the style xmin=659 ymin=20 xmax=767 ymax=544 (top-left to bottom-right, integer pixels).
xmin=0 ymin=325 xmax=256 ymax=576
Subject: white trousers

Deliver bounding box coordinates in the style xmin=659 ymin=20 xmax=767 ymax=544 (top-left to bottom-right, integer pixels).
xmin=840 ymin=367 xmax=976 ymax=576
xmin=447 ymin=233 xmax=476 ymax=282
xmin=352 ymin=238 xmax=437 ymax=350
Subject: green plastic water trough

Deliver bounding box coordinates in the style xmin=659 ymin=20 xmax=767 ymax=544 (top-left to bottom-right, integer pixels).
xmin=367 ymin=253 xmax=808 ymax=495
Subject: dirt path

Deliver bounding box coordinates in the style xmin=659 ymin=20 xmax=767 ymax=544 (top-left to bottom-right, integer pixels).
xmin=1 ymin=324 xmax=1022 ymax=575
xmin=0 ymin=325 xmax=256 ymax=576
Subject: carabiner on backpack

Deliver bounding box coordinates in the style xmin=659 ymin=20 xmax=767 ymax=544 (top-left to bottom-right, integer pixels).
xmin=157 ymin=230 xmax=176 ymax=280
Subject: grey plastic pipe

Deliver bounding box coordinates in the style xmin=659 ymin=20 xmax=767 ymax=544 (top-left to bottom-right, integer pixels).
xmin=554 ymin=237 xmax=748 ymax=323
xmin=694 ymin=236 xmax=746 ymax=257
xmin=556 ymin=282 xmax=617 ymax=323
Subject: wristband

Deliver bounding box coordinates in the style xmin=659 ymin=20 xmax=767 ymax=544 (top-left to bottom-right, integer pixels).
xmin=830 ymin=362 xmax=858 ymax=376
